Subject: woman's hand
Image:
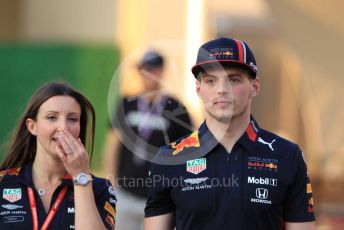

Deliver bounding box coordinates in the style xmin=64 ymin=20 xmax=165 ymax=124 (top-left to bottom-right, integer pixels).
xmin=55 ymin=130 xmax=91 ymax=177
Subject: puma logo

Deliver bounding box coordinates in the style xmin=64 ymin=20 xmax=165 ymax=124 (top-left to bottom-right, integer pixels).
xmin=258 ymin=137 xmax=276 ymax=151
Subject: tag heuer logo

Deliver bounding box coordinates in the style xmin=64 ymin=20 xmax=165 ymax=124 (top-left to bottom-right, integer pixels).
xmin=186 ymin=158 xmax=206 ymax=175
xmin=3 ymin=188 xmax=22 ymax=203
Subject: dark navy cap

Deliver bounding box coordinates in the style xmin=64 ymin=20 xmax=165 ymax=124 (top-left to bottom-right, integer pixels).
xmin=138 ymin=50 xmax=164 ymax=69
xmin=191 ymin=38 xmax=257 ymax=78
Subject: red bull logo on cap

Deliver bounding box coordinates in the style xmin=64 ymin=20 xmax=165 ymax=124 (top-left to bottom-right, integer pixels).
xmin=171 ymin=131 xmax=200 ymax=155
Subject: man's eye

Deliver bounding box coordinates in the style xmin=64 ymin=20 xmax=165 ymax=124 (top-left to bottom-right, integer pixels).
xmin=230 ymin=78 xmax=240 ymax=83
xmin=206 ymin=79 xmax=215 ymax=84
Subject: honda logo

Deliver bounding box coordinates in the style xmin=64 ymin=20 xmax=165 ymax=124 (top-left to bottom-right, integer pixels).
xmin=256 ymin=188 xmax=268 ymax=199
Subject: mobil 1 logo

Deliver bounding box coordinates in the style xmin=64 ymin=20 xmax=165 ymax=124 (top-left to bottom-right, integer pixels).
xmin=247 ymin=176 xmax=277 ymax=186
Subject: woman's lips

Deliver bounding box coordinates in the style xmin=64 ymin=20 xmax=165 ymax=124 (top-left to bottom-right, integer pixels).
xmin=52 ymin=137 xmax=60 ymax=143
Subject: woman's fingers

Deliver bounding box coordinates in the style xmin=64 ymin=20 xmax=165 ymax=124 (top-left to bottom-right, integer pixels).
xmin=56 ymin=130 xmax=90 ymax=177
xmin=56 ymin=145 xmax=67 ymax=162
xmin=57 ymin=132 xmax=73 ymax=155
xmin=58 ymin=130 xmax=84 ymax=154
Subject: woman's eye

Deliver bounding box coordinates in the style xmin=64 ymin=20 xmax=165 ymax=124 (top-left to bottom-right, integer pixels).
xmin=47 ymin=116 xmax=57 ymax=120
xmin=69 ymin=117 xmax=79 ymax=122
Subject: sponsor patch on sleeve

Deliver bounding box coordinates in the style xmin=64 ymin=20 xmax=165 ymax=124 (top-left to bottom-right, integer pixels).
xmin=306 ymin=175 xmax=314 ymax=213
xmin=104 ymin=201 xmax=116 ymax=218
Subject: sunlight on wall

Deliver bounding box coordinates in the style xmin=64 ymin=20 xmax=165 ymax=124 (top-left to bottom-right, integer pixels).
xmin=185 ymin=0 xmax=205 ymax=124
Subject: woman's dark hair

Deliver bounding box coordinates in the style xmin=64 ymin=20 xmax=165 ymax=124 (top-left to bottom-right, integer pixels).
xmin=0 ymin=81 xmax=96 ymax=170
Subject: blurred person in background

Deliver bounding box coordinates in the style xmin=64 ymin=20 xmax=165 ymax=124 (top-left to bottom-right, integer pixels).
xmin=144 ymin=38 xmax=316 ymax=230
xmin=0 ymin=81 xmax=116 ymax=229
xmin=103 ymin=50 xmax=192 ymax=230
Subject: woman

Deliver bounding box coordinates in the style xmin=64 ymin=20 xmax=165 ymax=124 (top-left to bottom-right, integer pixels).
xmin=0 ymin=81 xmax=116 ymax=230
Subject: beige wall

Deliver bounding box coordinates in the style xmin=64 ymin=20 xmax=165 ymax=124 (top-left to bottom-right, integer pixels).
xmin=116 ymin=0 xmax=187 ymax=54
xmin=200 ymin=0 xmax=344 ymax=180
xmin=21 ymin=0 xmax=115 ymax=42
xmin=0 ymin=0 xmax=116 ymax=42
xmin=0 ymin=0 xmax=21 ymax=40
xmin=115 ymin=0 xmax=196 ymax=113
xmin=267 ymin=0 xmax=344 ymax=179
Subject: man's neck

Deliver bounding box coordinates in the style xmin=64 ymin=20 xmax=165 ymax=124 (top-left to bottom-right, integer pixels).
xmin=206 ymin=113 xmax=251 ymax=152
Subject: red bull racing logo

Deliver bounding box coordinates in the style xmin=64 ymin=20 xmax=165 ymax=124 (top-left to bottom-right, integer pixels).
xmin=248 ymin=161 xmax=278 ymax=172
xmin=171 ymin=131 xmax=200 ymax=155
xmin=210 ymin=51 xmax=233 ymax=57
xmin=209 ymin=48 xmax=234 ymax=59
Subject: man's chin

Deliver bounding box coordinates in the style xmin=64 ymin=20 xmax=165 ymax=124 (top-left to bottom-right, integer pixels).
xmin=211 ymin=112 xmax=233 ymax=124
xmin=216 ymin=116 xmax=232 ymax=124
xmin=205 ymin=107 xmax=233 ymax=123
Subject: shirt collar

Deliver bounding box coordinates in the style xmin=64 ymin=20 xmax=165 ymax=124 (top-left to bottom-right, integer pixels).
xmin=236 ymin=116 xmax=260 ymax=155
xmin=199 ymin=115 xmax=260 ymax=156
xmin=16 ymin=162 xmax=73 ymax=187
xmin=15 ymin=162 xmax=34 ymax=186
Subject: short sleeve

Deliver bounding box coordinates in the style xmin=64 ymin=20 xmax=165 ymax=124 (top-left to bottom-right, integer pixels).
xmin=95 ymin=179 xmax=117 ymax=230
xmin=283 ymin=147 xmax=315 ymax=222
xmin=144 ymin=162 xmax=175 ymax=217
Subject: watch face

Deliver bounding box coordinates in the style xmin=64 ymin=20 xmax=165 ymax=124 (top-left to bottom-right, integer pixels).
xmin=79 ymin=174 xmax=89 ymax=185
xmin=74 ymin=173 xmax=92 ymax=185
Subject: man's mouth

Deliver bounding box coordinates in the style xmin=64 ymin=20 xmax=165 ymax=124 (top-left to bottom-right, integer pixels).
xmin=214 ymin=99 xmax=232 ymax=105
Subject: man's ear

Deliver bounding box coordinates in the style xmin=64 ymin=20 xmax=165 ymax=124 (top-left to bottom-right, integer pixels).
xmin=26 ymin=118 xmax=37 ymax=136
xmin=250 ymin=77 xmax=260 ymax=98
xmin=196 ymin=79 xmax=201 ymax=96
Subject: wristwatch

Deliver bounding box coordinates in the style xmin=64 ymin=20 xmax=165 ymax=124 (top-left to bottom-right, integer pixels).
xmin=73 ymin=172 xmax=93 ymax=186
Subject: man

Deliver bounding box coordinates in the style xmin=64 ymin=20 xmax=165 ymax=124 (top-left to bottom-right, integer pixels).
xmin=103 ymin=50 xmax=192 ymax=230
xmin=144 ymin=38 xmax=315 ymax=229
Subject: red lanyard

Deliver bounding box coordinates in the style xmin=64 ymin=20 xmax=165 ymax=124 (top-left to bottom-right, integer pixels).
xmin=27 ymin=186 xmax=68 ymax=230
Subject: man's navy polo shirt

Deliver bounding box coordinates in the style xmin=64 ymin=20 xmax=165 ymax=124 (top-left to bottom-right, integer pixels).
xmin=145 ymin=117 xmax=315 ymax=229
xmin=0 ymin=163 xmax=117 ymax=229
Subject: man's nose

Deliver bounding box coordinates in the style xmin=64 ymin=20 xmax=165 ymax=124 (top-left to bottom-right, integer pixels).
xmin=217 ymin=78 xmax=232 ymax=95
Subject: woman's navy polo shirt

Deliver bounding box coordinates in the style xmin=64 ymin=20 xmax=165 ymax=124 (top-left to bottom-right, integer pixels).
xmin=0 ymin=163 xmax=117 ymax=229
xmin=145 ymin=117 xmax=315 ymax=229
